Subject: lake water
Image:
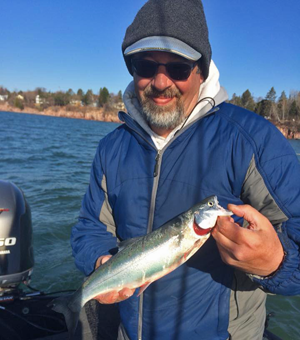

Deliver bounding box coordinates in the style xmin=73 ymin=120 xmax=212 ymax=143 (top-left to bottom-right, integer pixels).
xmin=0 ymin=111 xmax=299 ymax=339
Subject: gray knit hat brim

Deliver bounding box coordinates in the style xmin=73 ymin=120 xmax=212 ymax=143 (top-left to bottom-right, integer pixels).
xmin=122 ymin=0 xmax=211 ymax=80
xmin=124 ymin=36 xmax=202 ymax=61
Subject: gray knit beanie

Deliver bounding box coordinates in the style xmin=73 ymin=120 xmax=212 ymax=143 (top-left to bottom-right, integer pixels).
xmin=122 ymin=0 xmax=212 ymax=80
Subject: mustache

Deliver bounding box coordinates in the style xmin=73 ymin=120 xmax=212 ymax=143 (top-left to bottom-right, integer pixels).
xmin=143 ymin=86 xmax=181 ymax=99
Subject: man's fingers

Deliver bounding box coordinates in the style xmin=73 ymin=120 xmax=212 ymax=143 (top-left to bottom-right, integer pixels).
xmin=212 ymin=223 xmax=240 ymax=247
xmin=214 ymin=240 xmax=239 ymax=262
xmin=100 ymin=255 xmax=111 ymax=265
xmin=95 ymin=255 xmax=112 ymax=270
xmin=213 ymin=228 xmax=256 ymax=263
xmin=228 ymin=204 xmax=271 ymax=231
xmin=213 ymin=216 xmax=253 ymax=245
xmin=213 ymin=216 xmax=263 ymax=257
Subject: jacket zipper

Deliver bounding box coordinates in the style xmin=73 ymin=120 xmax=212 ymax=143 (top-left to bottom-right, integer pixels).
xmin=120 ymin=118 xmax=160 ymax=340
xmin=153 ymin=151 xmax=161 ymax=177
xmin=139 ymin=149 xmax=162 ymax=339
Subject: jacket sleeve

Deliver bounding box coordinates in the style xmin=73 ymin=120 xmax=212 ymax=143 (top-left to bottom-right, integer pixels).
xmin=71 ymin=144 xmax=118 ymax=276
xmin=241 ymin=131 xmax=300 ymax=295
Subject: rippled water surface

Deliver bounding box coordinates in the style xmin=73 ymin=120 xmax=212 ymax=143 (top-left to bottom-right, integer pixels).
xmin=1 ymin=111 xmax=299 ymax=339
xmin=1 ymin=111 xmax=120 ymax=292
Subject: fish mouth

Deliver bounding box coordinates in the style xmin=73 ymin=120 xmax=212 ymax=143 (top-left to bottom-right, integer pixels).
xmin=192 ymin=197 xmax=232 ymax=236
xmin=216 ymin=203 xmax=232 ymax=215
xmin=193 ymin=221 xmax=213 ymax=236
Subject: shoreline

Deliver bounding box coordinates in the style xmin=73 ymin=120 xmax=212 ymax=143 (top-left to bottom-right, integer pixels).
xmin=268 ymin=119 xmax=300 ymax=140
xmin=0 ymin=103 xmax=121 ymax=123
xmin=1 ymin=103 xmax=299 ymax=139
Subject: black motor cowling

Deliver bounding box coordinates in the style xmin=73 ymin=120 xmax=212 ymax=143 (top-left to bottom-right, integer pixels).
xmin=0 ymin=180 xmax=34 ymax=292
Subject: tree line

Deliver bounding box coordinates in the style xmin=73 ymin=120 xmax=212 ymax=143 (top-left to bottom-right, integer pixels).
xmin=0 ymin=86 xmax=123 ymax=112
xmin=1 ymin=85 xmax=299 ymax=123
xmin=229 ymin=87 xmax=300 ymax=122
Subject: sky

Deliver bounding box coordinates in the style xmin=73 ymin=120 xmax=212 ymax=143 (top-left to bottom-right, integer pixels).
xmin=1 ymin=0 xmax=299 ymax=100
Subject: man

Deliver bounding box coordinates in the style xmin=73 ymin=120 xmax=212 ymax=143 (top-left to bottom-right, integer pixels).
xmin=71 ymin=0 xmax=300 ymax=339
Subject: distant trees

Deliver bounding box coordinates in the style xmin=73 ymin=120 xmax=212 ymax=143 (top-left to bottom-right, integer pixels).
xmin=0 ymin=86 xmax=10 ymax=95
xmin=240 ymin=89 xmax=256 ymax=111
xmin=263 ymin=87 xmax=280 ymax=120
xmin=98 ymin=87 xmax=110 ymax=107
xmin=229 ymin=87 xmax=300 ymax=122
xmin=289 ymin=100 xmax=300 ymax=119
xmin=36 ymin=87 xmax=47 ymax=96
xmin=278 ymin=91 xmax=288 ymax=121
xmin=82 ymin=89 xmax=94 ymax=106
xmin=255 ymin=100 xmax=269 ymax=116
xmin=77 ymin=89 xmax=84 ymax=97
xmin=5 ymin=83 xmax=299 ymax=123
xmin=67 ymin=88 xmax=74 ymax=96
xmin=54 ymin=91 xmax=70 ymax=106
xmin=290 ymin=91 xmax=300 ymax=119
xmin=230 ymin=93 xmax=242 ymax=107
xmin=265 ymin=87 xmax=277 ymax=102
xmin=117 ymin=90 xmax=122 ymax=101
xmin=14 ymin=97 xmax=24 ymax=110
xmin=24 ymin=91 xmax=38 ymax=105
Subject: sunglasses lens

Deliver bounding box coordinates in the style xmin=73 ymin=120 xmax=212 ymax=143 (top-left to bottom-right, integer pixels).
xmin=132 ymin=60 xmax=157 ymax=78
xmin=131 ymin=59 xmax=194 ymax=80
xmin=167 ymin=63 xmax=193 ymax=81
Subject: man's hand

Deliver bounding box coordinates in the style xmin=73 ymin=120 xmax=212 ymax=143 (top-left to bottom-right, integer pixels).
xmin=211 ymin=204 xmax=284 ymax=277
xmin=93 ymin=255 xmax=135 ymax=304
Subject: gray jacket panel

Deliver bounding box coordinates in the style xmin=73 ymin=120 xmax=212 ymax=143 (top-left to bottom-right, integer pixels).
xmin=241 ymin=155 xmax=288 ymax=225
xmin=228 ymin=155 xmax=288 ymax=339
xmin=99 ymin=174 xmax=117 ymax=238
xmin=228 ymin=271 xmax=266 ymax=340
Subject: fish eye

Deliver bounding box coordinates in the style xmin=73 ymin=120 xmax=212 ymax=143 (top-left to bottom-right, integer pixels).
xmin=208 ymin=201 xmax=214 ymax=207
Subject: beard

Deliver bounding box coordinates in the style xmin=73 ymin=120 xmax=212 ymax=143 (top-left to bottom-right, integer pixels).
xmin=139 ymin=85 xmax=185 ymax=131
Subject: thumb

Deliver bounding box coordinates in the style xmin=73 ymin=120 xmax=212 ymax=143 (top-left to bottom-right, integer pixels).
xmin=227 ymin=204 xmax=249 ymax=218
xmin=228 ymin=204 xmax=265 ymax=230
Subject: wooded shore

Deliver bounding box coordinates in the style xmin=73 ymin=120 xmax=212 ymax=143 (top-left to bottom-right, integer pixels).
xmin=0 ymin=102 xmax=121 ymax=123
xmin=1 ymin=102 xmax=299 ymax=139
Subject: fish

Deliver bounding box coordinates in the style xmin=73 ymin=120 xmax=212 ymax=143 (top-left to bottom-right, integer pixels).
xmin=51 ymin=195 xmax=232 ymax=337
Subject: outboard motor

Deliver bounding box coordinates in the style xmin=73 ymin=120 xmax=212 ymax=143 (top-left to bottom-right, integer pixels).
xmin=0 ymin=180 xmax=34 ymax=295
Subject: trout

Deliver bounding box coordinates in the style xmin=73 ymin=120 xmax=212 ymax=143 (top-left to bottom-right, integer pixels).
xmin=51 ymin=195 xmax=232 ymax=337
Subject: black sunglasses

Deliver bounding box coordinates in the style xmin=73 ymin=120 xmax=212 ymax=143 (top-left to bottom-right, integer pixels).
xmin=131 ymin=59 xmax=197 ymax=81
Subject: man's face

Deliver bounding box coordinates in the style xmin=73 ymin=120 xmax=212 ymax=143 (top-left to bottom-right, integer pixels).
xmin=133 ymin=51 xmax=204 ymax=136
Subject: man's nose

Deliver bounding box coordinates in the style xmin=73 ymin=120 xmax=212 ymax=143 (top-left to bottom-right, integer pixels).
xmin=151 ymin=66 xmax=173 ymax=92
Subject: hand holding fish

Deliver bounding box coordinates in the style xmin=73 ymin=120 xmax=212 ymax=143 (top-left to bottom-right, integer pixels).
xmin=94 ymin=255 xmax=136 ymax=304
xmin=212 ymin=204 xmax=284 ymax=277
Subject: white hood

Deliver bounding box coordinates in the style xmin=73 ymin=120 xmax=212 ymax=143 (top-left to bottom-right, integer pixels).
xmin=123 ymin=60 xmax=228 ymax=150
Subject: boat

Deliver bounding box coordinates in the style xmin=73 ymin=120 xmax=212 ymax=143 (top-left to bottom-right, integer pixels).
xmin=0 ymin=180 xmax=282 ymax=340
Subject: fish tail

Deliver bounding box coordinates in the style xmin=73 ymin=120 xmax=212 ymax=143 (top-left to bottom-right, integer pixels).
xmin=50 ymin=295 xmax=80 ymax=339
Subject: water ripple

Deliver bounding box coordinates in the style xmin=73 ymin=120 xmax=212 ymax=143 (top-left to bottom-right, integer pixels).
xmin=0 ymin=111 xmax=118 ymax=292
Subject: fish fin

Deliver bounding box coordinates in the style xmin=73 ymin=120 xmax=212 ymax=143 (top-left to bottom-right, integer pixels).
xmin=137 ymin=282 xmax=152 ymax=297
xmin=50 ymin=295 xmax=80 ymax=339
xmin=118 ymin=236 xmax=144 ymax=252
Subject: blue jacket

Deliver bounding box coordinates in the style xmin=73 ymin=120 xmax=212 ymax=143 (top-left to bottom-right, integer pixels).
xmin=71 ymin=102 xmax=300 ymax=339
